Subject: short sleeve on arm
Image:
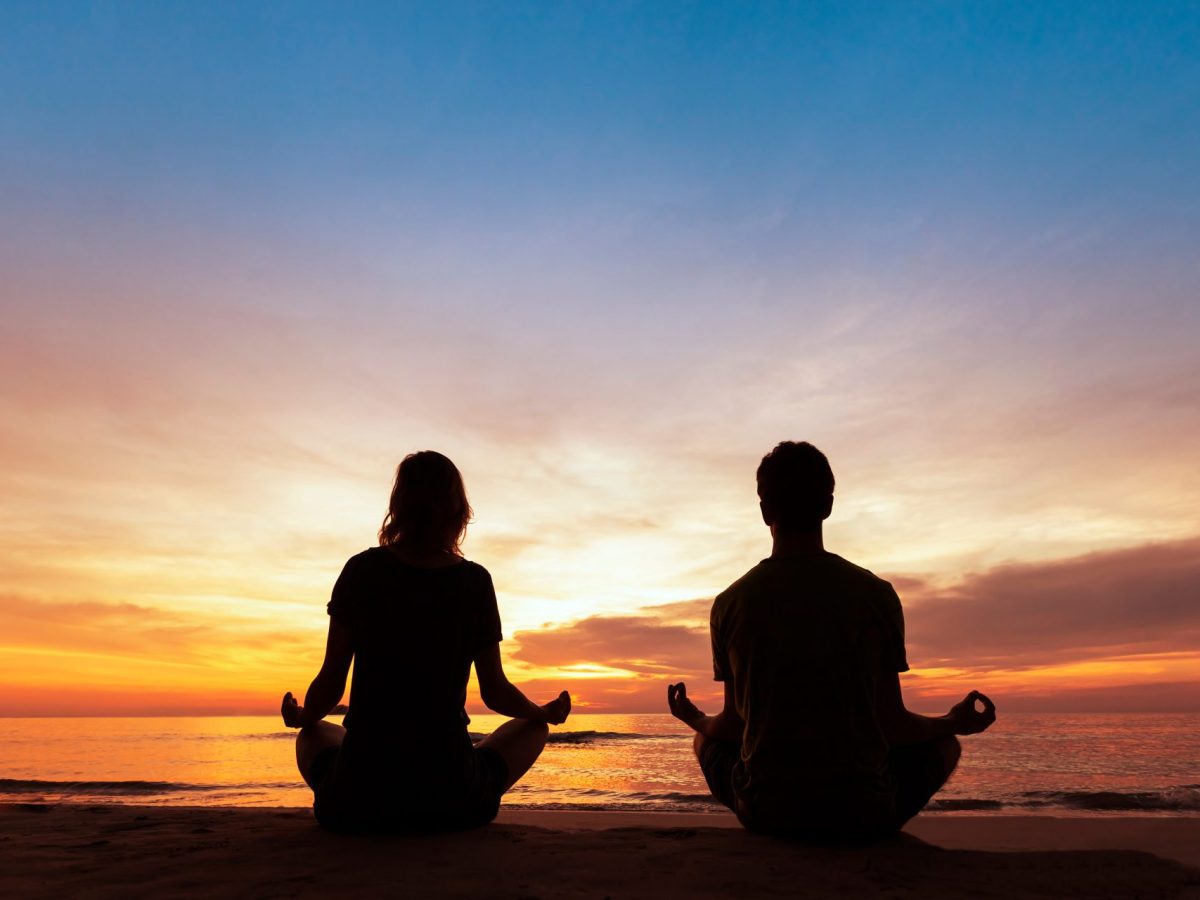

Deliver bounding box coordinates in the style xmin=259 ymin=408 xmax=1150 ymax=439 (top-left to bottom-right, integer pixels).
xmin=474 ymin=567 xmax=504 ymax=653
xmin=710 ymin=600 xmax=730 ymax=682
xmin=326 ymin=555 xmax=360 ymax=624
xmin=880 ymin=583 xmax=910 ymax=673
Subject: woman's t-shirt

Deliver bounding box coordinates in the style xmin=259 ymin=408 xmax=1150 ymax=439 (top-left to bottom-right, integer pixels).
xmin=327 ymin=547 xmax=502 ymax=762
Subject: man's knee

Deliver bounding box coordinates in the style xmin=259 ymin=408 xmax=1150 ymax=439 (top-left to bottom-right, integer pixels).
xmin=692 ymin=731 xmax=708 ymax=758
xmin=937 ymin=734 xmax=962 ymax=774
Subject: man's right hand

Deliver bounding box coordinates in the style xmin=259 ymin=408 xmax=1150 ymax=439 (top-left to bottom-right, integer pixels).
xmin=948 ymin=690 xmax=997 ymax=735
xmin=667 ymin=682 xmax=706 ymax=730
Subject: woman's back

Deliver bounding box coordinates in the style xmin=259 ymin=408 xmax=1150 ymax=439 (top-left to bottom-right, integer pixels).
xmin=331 ymin=547 xmax=501 ymax=746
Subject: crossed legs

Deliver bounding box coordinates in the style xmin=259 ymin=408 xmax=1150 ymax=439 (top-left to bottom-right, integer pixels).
xmin=294 ymin=718 xmax=549 ymax=796
xmin=295 ymin=720 xmax=345 ymax=790
xmin=475 ymin=718 xmax=550 ymax=792
xmin=891 ymin=733 xmax=960 ymax=826
xmin=691 ymin=732 xmax=961 ymax=833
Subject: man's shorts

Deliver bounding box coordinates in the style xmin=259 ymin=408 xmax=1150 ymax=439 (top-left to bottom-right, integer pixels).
xmin=697 ymin=736 xmax=742 ymax=812
xmin=698 ymin=737 xmax=952 ymax=836
xmin=888 ymin=740 xmax=953 ymax=825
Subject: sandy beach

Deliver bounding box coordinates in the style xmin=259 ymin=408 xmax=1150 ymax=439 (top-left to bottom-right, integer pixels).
xmin=2 ymin=804 xmax=1196 ymax=899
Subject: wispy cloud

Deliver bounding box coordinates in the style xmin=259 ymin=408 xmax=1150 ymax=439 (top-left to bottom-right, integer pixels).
xmin=513 ymin=615 xmax=707 ymax=677
xmin=2 ymin=2 xmax=1198 ymax=716
xmin=503 ymin=539 xmax=1200 ymax=712
xmin=0 ymin=594 xmax=312 ymax=665
xmin=0 ymin=594 xmax=321 ymax=714
xmin=902 ymin=537 xmax=1200 ymax=670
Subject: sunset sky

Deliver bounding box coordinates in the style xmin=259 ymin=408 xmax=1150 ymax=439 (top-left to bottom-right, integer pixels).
xmin=2 ymin=3 xmax=1198 ymax=716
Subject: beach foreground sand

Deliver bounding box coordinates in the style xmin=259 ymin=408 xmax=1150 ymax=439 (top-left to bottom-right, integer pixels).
xmin=2 ymin=804 xmax=1197 ymax=898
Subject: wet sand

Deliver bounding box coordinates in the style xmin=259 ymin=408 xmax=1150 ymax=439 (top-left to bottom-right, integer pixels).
xmin=2 ymin=804 xmax=1197 ymax=898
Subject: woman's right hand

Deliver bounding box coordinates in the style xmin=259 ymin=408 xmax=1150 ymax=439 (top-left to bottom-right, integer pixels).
xmin=540 ymin=690 xmax=571 ymax=725
xmin=281 ymin=691 xmax=304 ymax=728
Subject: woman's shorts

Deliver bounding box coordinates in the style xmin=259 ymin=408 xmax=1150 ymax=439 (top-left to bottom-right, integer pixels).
xmin=310 ymin=744 xmax=509 ymax=834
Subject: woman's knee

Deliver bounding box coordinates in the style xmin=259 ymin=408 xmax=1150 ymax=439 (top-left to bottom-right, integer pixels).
xmin=479 ymin=717 xmax=549 ymax=765
xmin=295 ymin=721 xmax=345 ymax=771
xmin=493 ymin=717 xmax=549 ymax=741
xmin=510 ymin=718 xmax=549 ymax=745
xmin=525 ymin=719 xmax=550 ymax=747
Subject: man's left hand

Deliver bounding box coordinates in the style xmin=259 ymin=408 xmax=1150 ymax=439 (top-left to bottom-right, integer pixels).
xmin=948 ymin=690 xmax=997 ymax=735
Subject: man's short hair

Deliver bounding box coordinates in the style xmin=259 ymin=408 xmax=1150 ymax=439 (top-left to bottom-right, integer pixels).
xmin=756 ymin=441 xmax=835 ymax=531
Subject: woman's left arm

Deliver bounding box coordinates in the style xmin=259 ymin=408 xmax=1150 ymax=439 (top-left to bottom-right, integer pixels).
xmin=474 ymin=642 xmax=570 ymax=724
xmin=281 ymin=617 xmax=354 ymax=729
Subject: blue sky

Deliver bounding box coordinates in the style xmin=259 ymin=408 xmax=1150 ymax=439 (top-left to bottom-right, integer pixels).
xmin=1 ymin=2 xmax=1199 ymax=711
xmin=7 ymin=3 xmax=1197 ymax=235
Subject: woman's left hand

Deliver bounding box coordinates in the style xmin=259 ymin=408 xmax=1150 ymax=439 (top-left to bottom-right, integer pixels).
xmin=281 ymin=691 xmax=304 ymax=728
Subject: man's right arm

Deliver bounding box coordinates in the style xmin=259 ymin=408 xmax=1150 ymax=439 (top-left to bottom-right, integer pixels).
xmin=876 ymin=671 xmax=996 ymax=745
xmin=668 ymin=680 xmax=744 ymax=742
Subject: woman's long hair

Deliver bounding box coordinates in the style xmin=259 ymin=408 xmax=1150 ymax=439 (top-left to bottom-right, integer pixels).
xmin=378 ymin=451 xmax=472 ymax=555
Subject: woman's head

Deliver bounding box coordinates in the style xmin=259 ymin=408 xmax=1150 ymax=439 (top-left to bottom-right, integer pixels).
xmin=379 ymin=451 xmax=472 ymax=554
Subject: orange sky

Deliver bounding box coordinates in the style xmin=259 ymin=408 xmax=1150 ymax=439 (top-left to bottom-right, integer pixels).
xmin=2 ymin=499 xmax=1198 ymax=716
xmin=2 ymin=286 xmax=1198 ymax=715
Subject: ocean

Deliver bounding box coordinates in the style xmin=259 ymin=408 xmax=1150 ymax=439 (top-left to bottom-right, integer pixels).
xmin=1 ymin=713 xmax=1196 ymax=815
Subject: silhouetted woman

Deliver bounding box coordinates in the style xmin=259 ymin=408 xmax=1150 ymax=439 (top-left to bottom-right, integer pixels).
xmin=282 ymin=451 xmax=571 ymax=832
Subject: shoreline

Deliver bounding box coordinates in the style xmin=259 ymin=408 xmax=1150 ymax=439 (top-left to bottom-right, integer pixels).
xmin=499 ymin=809 xmax=1200 ymax=866
xmin=8 ymin=797 xmax=1200 ymax=821
xmin=3 ymin=804 xmax=1197 ymax=898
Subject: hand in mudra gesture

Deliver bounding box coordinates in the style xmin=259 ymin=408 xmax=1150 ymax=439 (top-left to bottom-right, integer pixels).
xmin=948 ymin=690 xmax=997 ymax=735
xmin=280 ymin=691 xmax=304 ymax=729
xmin=667 ymin=682 xmax=706 ymax=729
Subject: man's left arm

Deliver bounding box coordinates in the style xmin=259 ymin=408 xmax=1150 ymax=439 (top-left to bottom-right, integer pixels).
xmin=874 ymin=582 xmax=996 ymax=743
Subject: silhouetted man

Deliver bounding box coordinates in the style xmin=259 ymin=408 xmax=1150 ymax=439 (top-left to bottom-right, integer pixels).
xmin=668 ymin=441 xmax=995 ymax=839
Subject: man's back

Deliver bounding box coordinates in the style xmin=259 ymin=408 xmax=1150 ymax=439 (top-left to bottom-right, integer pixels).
xmin=674 ymin=441 xmax=993 ymax=837
xmin=710 ymin=551 xmax=909 ymax=822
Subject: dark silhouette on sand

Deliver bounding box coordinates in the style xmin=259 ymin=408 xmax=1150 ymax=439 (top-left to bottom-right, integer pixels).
xmin=282 ymin=451 xmax=570 ymax=832
xmin=668 ymin=441 xmax=996 ymax=840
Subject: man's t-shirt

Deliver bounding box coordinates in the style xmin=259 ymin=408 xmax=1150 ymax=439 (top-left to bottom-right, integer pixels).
xmin=709 ymin=552 xmax=908 ymax=823
xmin=326 ymin=547 xmax=502 ymax=780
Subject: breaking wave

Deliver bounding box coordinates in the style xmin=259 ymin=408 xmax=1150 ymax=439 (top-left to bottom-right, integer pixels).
xmin=468 ymin=730 xmax=665 ymax=745
xmin=1018 ymin=785 xmax=1200 ymax=812
xmin=930 ymin=786 xmax=1200 ymax=813
xmin=0 ymin=779 xmax=223 ymax=796
xmin=546 ymin=731 xmax=663 ymax=745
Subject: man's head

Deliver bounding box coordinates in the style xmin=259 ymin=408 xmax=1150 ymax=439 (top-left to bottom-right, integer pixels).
xmin=756 ymin=441 xmax=835 ymax=533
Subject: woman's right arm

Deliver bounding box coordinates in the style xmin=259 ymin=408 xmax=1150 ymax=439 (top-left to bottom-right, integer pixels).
xmin=474 ymin=642 xmax=570 ymax=724
xmin=281 ymin=616 xmax=354 ymax=728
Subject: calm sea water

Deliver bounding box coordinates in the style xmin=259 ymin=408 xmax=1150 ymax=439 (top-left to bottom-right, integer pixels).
xmin=0 ymin=713 xmax=1196 ymax=815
